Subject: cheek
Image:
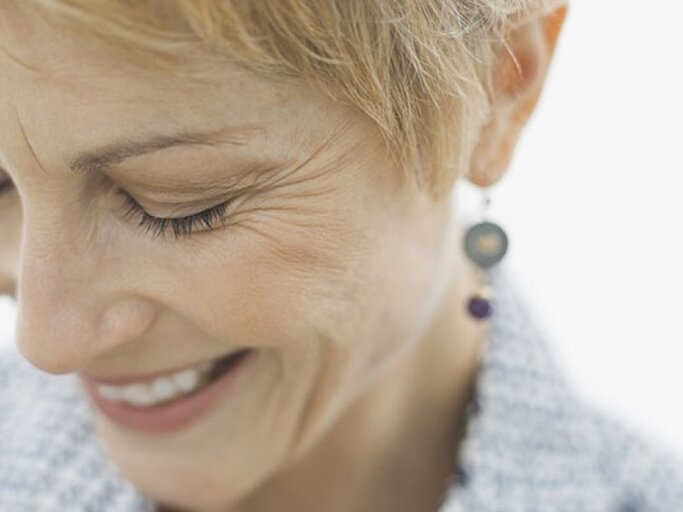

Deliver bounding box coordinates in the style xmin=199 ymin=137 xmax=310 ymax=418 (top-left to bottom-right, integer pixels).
xmin=147 ymin=173 xmax=448 ymax=373
xmin=155 ymin=208 xmax=375 ymax=351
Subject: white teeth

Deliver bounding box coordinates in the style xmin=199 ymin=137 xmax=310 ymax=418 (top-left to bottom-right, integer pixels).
xmin=98 ymin=384 xmax=124 ymax=401
xmin=150 ymin=377 xmax=177 ymax=401
xmin=172 ymin=368 xmax=200 ymax=392
xmin=95 ymin=362 xmax=211 ymax=408
xmin=122 ymin=383 xmax=157 ymax=407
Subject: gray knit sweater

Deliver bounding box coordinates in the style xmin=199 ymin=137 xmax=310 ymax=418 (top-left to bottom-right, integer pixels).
xmin=1 ymin=264 xmax=682 ymax=511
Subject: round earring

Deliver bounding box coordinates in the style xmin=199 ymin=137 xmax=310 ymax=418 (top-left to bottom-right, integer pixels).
xmin=463 ymin=188 xmax=509 ymax=320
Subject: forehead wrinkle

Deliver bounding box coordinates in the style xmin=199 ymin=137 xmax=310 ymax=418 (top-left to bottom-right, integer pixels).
xmin=67 ymin=126 xmax=256 ymax=176
xmin=15 ymin=106 xmax=49 ymax=177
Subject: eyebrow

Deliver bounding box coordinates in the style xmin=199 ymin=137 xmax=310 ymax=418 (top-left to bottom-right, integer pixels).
xmin=67 ymin=127 xmax=253 ymax=175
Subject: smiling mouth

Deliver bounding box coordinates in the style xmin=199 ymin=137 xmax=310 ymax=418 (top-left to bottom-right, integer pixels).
xmin=89 ymin=348 xmax=253 ymax=408
xmin=79 ymin=347 xmax=256 ymax=434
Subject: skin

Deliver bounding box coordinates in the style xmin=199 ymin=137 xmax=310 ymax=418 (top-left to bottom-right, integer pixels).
xmin=0 ymin=4 xmax=566 ymax=512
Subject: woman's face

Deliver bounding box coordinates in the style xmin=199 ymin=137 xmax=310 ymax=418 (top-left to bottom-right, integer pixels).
xmin=0 ymin=10 xmax=461 ymax=510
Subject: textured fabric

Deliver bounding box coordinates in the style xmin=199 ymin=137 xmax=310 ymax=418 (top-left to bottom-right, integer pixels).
xmin=1 ymin=263 xmax=682 ymax=511
xmin=439 ymin=265 xmax=683 ymax=512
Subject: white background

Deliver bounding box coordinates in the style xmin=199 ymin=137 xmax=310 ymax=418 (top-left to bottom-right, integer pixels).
xmin=1 ymin=1 xmax=682 ymax=455
xmin=473 ymin=0 xmax=683 ymax=456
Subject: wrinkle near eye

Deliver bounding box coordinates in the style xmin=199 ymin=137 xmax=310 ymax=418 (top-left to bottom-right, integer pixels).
xmin=115 ymin=159 xmax=290 ymax=204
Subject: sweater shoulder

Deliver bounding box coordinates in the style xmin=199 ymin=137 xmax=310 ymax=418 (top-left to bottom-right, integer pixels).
xmin=580 ymin=399 xmax=683 ymax=511
xmin=0 ymin=347 xmax=153 ymax=512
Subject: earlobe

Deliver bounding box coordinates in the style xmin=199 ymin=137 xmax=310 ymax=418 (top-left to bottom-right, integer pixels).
xmin=467 ymin=4 xmax=568 ymax=189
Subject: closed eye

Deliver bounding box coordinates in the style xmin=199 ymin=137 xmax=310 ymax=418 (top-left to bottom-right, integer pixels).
xmin=0 ymin=175 xmax=235 ymax=240
xmin=117 ymin=189 xmax=233 ymax=241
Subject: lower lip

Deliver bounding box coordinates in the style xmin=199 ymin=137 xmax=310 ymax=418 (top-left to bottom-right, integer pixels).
xmin=79 ymin=350 xmax=254 ymax=434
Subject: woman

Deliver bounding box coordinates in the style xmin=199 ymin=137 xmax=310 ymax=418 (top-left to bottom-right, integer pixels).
xmin=0 ymin=1 xmax=681 ymax=511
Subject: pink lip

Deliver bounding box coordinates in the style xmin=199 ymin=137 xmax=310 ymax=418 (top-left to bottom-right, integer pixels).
xmin=79 ymin=349 xmax=254 ymax=434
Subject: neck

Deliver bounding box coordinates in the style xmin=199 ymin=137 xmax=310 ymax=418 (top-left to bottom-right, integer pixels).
xmin=230 ymin=235 xmax=487 ymax=512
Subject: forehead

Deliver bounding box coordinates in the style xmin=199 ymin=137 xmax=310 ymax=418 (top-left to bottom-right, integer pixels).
xmin=0 ymin=6 xmax=346 ymax=175
xmin=0 ymin=3 xmax=293 ymax=101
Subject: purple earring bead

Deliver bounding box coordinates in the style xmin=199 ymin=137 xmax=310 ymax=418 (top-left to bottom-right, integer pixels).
xmin=467 ymin=294 xmax=493 ymax=319
xmin=466 ymin=283 xmax=494 ymax=320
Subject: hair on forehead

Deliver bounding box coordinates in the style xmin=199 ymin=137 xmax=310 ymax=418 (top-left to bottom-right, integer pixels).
xmin=8 ymin=0 xmax=563 ymax=201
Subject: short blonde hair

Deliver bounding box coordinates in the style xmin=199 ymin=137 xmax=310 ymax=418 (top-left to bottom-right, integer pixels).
xmin=9 ymin=0 xmax=561 ymax=200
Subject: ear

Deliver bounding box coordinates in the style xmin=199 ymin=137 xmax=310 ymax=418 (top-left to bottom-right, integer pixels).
xmin=467 ymin=4 xmax=568 ymax=188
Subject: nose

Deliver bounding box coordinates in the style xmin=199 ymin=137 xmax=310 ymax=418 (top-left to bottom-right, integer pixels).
xmin=13 ymin=202 xmax=157 ymax=375
xmin=0 ymin=200 xmax=20 ymax=304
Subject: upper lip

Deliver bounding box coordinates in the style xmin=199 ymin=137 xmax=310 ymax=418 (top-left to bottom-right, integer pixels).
xmin=79 ymin=348 xmax=248 ymax=386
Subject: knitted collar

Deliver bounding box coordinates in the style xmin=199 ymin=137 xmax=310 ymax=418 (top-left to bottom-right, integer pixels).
xmin=3 ymin=264 xmax=675 ymax=511
xmin=439 ymin=264 xmax=683 ymax=511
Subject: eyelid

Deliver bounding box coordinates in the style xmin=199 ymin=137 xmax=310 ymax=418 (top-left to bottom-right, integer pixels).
xmin=117 ymin=189 xmax=233 ymax=240
xmin=116 ymin=160 xmax=282 ymax=197
xmin=127 ymin=194 xmax=219 ymax=216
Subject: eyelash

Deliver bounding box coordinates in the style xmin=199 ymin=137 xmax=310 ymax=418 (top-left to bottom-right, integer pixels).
xmin=0 ymin=179 xmax=232 ymax=241
xmin=117 ymin=190 xmax=231 ymax=241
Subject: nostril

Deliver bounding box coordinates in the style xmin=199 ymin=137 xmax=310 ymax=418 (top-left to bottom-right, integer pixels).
xmin=16 ymin=295 xmax=158 ymax=376
xmin=13 ymin=299 xmax=93 ymax=375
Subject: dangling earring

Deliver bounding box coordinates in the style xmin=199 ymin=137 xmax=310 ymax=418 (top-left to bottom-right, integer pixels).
xmin=463 ymin=187 xmax=509 ymax=320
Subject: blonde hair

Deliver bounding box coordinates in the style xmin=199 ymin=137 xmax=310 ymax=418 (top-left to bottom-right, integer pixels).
xmin=9 ymin=0 xmax=561 ymax=200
